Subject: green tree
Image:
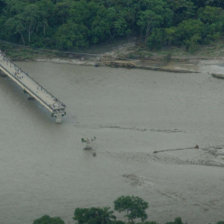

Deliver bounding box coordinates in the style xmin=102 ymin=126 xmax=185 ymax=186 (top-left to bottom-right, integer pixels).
xmin=146 ymin=28 xmax=165 ymax=49
xmin=114 ymin=195 xmax=148 ymax=223
xmin=4 ymin=0 xmax=26 ymax=15
xmin=167 ymin=0 xmax=196 ymax=24
xmin=137 ymin=0 xmax=173 ymax=41
xmin=137 ymin=10 xmax=163 ymax=42
xmin=0 ymin=0 xmax=6 ymax=13
xmin=35 ymin=0 xmax=55 ymax=36
xmin=138 ymin=222 xmax=158 ymax=224
xmin=198 ymin=6 xmax=224 ymax=24
xmin=22 ymin=4 xmax=42 ymax=43
xmin=175 ymin=19 xmax=204 ymax=50
xmin=2 ymin=0 xmax=224 ymax=51
xmin=3 ymin=1 xmax=50 ymax=45
xmin=112 ymin=221 xmax=126 ymax=224
xmin=89 ymin=5 xmax=114 ymax=43
xmin=54 ymin=0 xmax=72 ymax=25
xmin=73 ymin=207 xmax=116 ymax=224
xmin=206 ymin=0 xmax=224 ymax=8
xmin=33 ymin=215 xmax=65 ymax=224
xmin=191 ymin=0 xmax=205 ymax=7
xmin=197 ymin=6 xmax=224 ymax=44
xmin=55 ymin=21 xmax=89 ymax=49
xmin=164 ymin=26 xmax=178 ymax=46
xmin=165 ymin=217 xmax=184 ymax=224
xmin=5 ymin=15 xmax=26 ymax=44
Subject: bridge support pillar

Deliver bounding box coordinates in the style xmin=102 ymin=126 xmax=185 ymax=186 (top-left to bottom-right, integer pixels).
xmin=52 ymin=111 xmax=65 ymax=124
xmin=55 ymin=114 xmax=62 ymax=124
xmin=23 ymin=90 xmax=35 ymax=100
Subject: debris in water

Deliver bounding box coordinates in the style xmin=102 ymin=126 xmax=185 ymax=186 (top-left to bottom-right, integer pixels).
xmin=211 ymin=73 xmax=224 ymax=79
xmin=81 ymin=137 xmax=96 ymax=150
xmin=153 ymin=146 xmax=197 ymax=154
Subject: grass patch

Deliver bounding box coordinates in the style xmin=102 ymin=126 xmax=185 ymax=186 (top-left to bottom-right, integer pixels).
xmin=0 ymin=41 xmax=61 ymax=61
xmin=120 ymin=40 xmax=224 ymax=61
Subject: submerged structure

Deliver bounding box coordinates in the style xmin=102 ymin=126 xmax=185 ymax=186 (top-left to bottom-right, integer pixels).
xmin=0 ymin=50 xmax=66 ymax=123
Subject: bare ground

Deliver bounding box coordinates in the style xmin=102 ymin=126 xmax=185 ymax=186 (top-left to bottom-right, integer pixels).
xmin=33 ymin=40 xmax=224 ymax=75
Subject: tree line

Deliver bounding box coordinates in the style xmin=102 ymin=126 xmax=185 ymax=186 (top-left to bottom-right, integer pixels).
xmin=0 ymin=0 xmax=224 ymax=51
xmin=32 ymin=195 xmax=224 ymax=224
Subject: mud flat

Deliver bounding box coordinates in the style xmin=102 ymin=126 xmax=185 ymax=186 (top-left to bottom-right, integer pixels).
xmin=1 ymin=62 xmax=224 ymax=224
xmin=101 ymin=58 xmax=199 ymax=73
xmin=39 ymin=57 xmax=199 ymax=73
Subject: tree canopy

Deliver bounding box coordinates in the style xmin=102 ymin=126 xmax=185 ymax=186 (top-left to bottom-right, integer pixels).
xmin=32 ymin=195 xmax=224 ymax=224
xmin=114 ymin=195 xmax=148 ymax=223
xmin=73 ymin=207 xmax=116 ymax=224
xmin=1 ymin=0 xmax=224 ymax=51
xmin=33 ymin=215 xmax=65 ymax=224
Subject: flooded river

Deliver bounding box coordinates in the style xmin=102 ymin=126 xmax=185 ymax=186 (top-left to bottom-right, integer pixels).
xmin=1 ymin=62 xmax=224 ymax=224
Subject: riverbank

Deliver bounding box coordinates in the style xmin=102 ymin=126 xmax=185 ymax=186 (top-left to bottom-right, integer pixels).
xmin=1 ymin=39 xmax=224 ymax=74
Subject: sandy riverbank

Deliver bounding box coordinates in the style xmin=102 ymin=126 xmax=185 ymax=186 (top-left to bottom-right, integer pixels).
xmin=34 ymin=54 xmax=224 ymax=75
xmin=30 ymin=41 xmax=224 ymax=74
xmin=2 ymin=38 xmax=224 ymax=74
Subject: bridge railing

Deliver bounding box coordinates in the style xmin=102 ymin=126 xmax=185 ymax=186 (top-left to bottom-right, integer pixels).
xmin=0 ymin=50 xmax=66 ymax=123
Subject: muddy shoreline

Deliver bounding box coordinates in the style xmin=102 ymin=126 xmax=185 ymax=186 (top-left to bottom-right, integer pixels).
xmin=34 ymin=55 xmax=199 ymax=73
xmin=3 ymin=39 xmax=223 ymax=74
xmin=33 ymin=55 xmax=224 ymax=75
xmin=31 ymin=46 xmax=224 ymax=74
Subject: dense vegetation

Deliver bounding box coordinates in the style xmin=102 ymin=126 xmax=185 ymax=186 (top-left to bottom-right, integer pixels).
xmin=0 ymin=0 xmax=224 ymax=51
xmin=32 ymin=195 xmax=224 ymax=224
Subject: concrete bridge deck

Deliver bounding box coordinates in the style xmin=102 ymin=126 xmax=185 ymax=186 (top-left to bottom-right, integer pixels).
xmin=0 ymin=50 xmax=66 ymax=123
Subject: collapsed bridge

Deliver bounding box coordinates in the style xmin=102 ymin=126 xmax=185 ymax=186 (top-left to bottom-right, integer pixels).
xmin=0 ymin=50 xmax=66 ymax=123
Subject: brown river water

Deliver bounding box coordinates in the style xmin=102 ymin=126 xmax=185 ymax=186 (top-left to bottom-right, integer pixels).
xmin=1 ymin=62 xmax=224 ymax=224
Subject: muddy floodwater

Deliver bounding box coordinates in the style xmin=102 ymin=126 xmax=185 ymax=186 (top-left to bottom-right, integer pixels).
xmin=1 ymin=62 xmax=224 ymax=224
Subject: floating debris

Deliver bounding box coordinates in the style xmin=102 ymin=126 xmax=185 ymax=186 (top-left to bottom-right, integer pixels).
xmin=153 ymin=146 xmax=197 ymax=154
xmin=211 ymin=73 xmax=224 ymax=79
xmin=81 ymin=137 xmax=96 ymax=150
